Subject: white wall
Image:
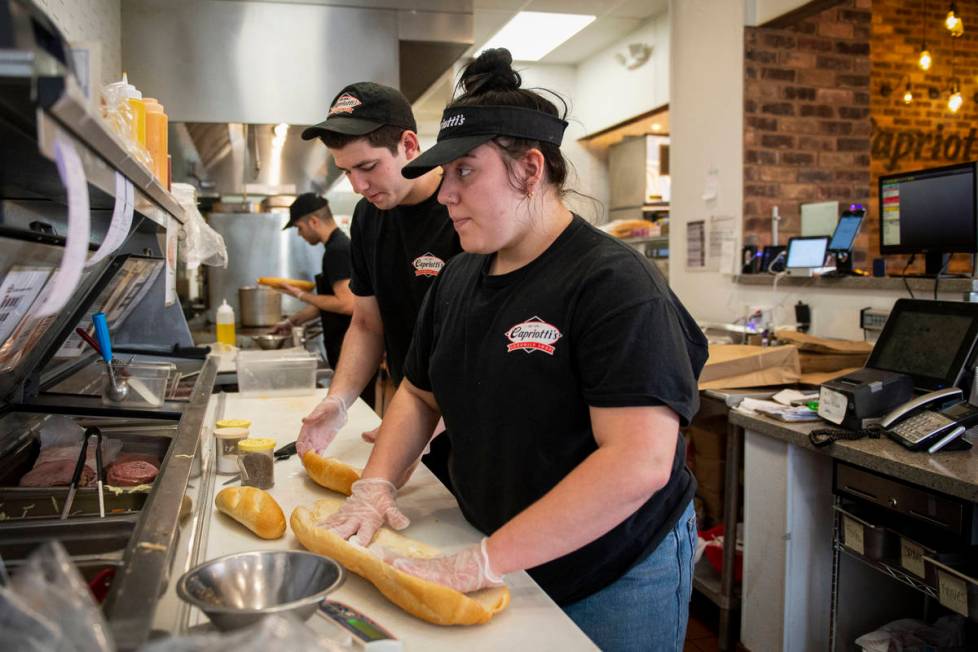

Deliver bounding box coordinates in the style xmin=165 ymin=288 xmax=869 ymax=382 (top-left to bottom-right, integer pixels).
xmin=668 ymin=0 xmax=961 ymax=341
xmin=575 ymin=13 xmax=669 ymax=134
xmin=748 ymin=0 xmax=811 ymax=25
xmin=34 ymin=0 xmax=122 ymax=91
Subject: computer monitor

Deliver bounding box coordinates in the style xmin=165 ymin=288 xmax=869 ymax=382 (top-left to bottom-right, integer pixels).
xmin=879 ymin=161 xmax=978 ymax=275
xmin=786 ymin=236 xmax=829 ymax=270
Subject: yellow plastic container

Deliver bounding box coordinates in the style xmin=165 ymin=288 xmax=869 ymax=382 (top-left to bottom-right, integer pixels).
xmin=237 ymin=437 xmax=276 ymax=489
xmin=143 ymin=97 xmax=169 ymax=185
xmin=238 ymin=438 xmax=275 ymax=454
xmin=128 ymin=97 xmax=146 ymax=147
xmin=216 ymin=419 xmax=251 ymax=429
xmin=216 ymin=299 xmax=236 ymax=347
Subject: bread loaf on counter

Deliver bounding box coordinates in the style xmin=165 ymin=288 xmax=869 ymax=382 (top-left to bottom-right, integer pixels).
xmin=215 ymin=487 xmax=286 ymax=539
xmin=291 ymin=496 xmax=510 ymax=626
xmin=301 ymin=451 xmax=360 ymax=495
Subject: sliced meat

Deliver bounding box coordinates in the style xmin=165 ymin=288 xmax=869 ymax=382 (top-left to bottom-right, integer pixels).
xmin=19 ymin=460 xmax=95 ymax=487
xmin=107 ymin=460 xmax=159 ymax=487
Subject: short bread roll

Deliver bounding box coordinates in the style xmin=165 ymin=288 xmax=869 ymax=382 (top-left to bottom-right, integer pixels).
xmin=291 ymin=496 xmax=510 ymax=626
xmin=301 ymin=451 xmax=360 ymax=495
xmin=215 ymin=487 xmax=286 ymax=539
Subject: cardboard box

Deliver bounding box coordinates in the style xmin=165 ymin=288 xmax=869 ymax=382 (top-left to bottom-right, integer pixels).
xmin=699 ymin=344 xmax=801 ymax=390
xmin=775 ymin=330 xmax=873 ymax=355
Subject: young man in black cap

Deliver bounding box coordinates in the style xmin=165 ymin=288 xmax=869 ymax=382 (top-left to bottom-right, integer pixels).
xmin=271 ymin=194 xmax=354 ymax=377
xmin=294 ymin=82 xmax=459 ymax=493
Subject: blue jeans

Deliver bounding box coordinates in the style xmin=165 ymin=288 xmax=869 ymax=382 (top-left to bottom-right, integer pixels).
xmin=562 ymin=501 xmax=696 ymax=652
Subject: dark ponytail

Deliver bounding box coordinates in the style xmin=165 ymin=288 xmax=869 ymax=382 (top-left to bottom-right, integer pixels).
xmin=451 ymin=49 xmax=569 ymax=194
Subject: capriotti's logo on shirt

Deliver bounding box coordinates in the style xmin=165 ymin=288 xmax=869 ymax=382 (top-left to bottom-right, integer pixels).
xmin=504 ymin=317 xmax=562 ymax=355
xmin=412 ymin=253 xmax=445 ymax=277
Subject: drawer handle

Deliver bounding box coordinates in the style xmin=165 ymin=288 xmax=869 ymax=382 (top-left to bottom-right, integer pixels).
xmin=908 ymin=509 xmax=951 ymax=529
xmin=843 ymin=485 xmax=879 ymax=502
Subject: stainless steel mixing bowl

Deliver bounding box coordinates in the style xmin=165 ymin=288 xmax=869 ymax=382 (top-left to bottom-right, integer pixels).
xmin=251 ymin=334 xmax=289 ymax=350
xmin=176 ymin=550 xmax=344 ymax=630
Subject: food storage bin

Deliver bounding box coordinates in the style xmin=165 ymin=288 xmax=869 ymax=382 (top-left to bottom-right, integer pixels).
xmin=101 ymin=361 xmax=173 ymax=408
xmin=236 ymin=349 xmax=317 ymax=396
xmin=214 ymin=427 xmax=249 ymax=475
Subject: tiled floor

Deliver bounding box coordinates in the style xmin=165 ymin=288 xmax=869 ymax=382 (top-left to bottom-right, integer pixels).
xmin=684 ymin=614 xmax=721 ymax=652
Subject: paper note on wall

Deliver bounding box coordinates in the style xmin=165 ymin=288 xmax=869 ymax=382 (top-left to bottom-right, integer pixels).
xmin=36 ymin=136 xmax=91 ymax=318
xmin=0 ymin=267 xmax=54 ymax=346
xmin=708 ymin=215 xmax=737 ymax=273
xmin=686 ymin=220 xmax=706 ymax=270
xmin=87 ymin=172 xmax=134 ymax=266
xmin=702 ymin=168 xmax=718 ymax=201
xmin=800 ymin=201 xmax=838 ymax=236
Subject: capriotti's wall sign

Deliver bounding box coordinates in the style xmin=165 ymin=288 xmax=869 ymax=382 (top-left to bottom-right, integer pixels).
xmin=872 ymin=118 xmax=978 ymax=171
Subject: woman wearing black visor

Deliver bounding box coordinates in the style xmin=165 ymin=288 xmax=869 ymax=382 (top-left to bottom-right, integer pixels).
xmin=324 ymin=48 xmax=708 ymax=651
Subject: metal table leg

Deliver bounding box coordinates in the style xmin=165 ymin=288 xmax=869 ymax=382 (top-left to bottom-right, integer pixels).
xmin=718 ymin=420 xmax=743 ymax=651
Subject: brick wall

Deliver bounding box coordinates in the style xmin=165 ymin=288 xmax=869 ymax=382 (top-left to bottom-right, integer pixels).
xmin=871 ymin=0 xmax=978 ymax=274
xmin=744 ymin=0 xmax=872 ymax=263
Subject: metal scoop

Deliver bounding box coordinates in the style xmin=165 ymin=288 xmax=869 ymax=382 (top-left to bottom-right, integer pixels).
xmin=93 ymin=312 xmax=128 ymax=402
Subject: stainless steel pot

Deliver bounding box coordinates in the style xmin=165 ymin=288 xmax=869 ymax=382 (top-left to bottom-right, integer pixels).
xmin=238 ymin=286 xmax=282 ymax=327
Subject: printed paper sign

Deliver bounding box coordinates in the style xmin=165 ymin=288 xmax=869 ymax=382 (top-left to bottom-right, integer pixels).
xmin=842 ymin=516 xmax=864 ymax=556
xmin=87 ymin=172 xmax=134 ymax=266
xmin=818 ymin=386 xmax=848 ymax=425
xmin=938 ymin=570 xmax=969 ymax=617
xmin=0 ymin=267 xmax=53 ymax=346
xmin=900 ymin=539 xmax=925 ymax=578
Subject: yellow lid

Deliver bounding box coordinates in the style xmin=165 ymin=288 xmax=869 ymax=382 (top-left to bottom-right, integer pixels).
xmin=214 ymin=427 xmax=249 ymax=438
xmin=238 ymin=438 xmax=275 ymax=453
xmin=216 ymin=419 xmax=251 ymax=429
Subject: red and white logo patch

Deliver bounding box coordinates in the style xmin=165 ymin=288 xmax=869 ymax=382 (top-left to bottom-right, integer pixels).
xmin=505 ymin=317 xmax=562 ymax=355
xmin=329 ymin=93 xmax=362 ymax=115
xmin=412 ymin=253 xmax=445 ymax=277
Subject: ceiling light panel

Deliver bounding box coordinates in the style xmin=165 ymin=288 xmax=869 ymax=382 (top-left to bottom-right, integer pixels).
xmin=477 ymin=11 xmax=596 ymax=61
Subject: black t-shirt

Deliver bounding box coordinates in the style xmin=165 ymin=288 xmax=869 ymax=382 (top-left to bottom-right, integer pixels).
xmin=349 ymin=189 xmax=461 ymax=385
xmin=316 ymin=229 xmax=352 ymax=369
xmin=404 ymin=215 xmax=708 ymax=605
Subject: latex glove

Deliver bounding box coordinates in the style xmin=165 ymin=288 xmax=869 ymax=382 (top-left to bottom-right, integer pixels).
xmin=270 ymin=318 xmax=292 ymax=335
xmin=296 ymin=395 xmax=348 ymax=458
xmin=275 ymin=282 xmax=305 ymax=299
xmin=361 ymin=425 xmax=380 ymax=444
xmin=390 ymin=538 xmax=503 ymax=593
xmin=323 ymin=478 xmax=410 ymax=546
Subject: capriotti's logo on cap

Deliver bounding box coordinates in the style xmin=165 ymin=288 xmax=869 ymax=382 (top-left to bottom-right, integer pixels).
xmin=412 ymin=252 xmax=445 ymax=277
xmin=504 ymin=317 xmax=562 ymax=355
xmin=440 ymin=112 xmax=466 ymax=130
xmin=330 ymin=93 xmax=362 ymax=115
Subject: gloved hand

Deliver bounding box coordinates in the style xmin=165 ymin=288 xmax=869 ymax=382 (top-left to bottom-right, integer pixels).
xmin=361 ymin=425 xmax=380 ymax=444
xmin=323 ymin=478 xmax=410 ymax=546
xmin=296 ymin=395 xmax=348 ymax=458
xmin=390 ymin=538 xmax=504 ymax=593
xmin=270 ymin=318 xmax=293 ymax=335
xmin=275 ymin=282 xmax=305 ymax=299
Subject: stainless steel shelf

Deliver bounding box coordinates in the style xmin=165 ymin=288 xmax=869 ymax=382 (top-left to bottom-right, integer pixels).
xmin=834 ymin=543 xmax=938 ymax=600
xmin=35 ymin=85 xmax=185 ymax=227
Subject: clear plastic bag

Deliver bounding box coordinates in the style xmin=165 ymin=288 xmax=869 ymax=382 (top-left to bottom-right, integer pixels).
xmin=172 ymin=183 xmax=228 ymax=270
xmin=138 ymin=614 xmax=346 ymax=652
xmin=0 ymin=541 xmax=115 ymax=652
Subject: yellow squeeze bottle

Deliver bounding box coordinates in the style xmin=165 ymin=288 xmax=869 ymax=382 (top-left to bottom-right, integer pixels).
xmin=216 ymin=299 xmax=236 ymax=346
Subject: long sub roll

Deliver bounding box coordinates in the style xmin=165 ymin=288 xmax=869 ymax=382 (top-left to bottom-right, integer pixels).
xmin=291 ymin=496 xmax=510 ymax=625
xmin=257 ymin=276 xmax=316 ymax=291
xmin=215 ymin=487 xmax=286 ymax=539
xmin=301 ymin=451 xmax=360 ymax=495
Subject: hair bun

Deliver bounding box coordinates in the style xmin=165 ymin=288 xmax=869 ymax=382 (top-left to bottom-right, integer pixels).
xmin=459 ymin=48 xmax=521 ymax=96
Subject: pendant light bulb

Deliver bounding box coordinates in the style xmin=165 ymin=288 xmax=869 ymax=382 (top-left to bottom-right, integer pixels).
xmin=917 ymin=45 xmax=933 ymax=70
xmin=948 ymin=86 xmax=963 ymax=113
xmin=946 ymin=3 xmax=964 ymax=37
xmin=903 ymin=83 xmax=913 ymax=104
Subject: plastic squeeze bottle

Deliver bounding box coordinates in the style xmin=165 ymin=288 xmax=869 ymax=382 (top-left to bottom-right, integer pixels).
xmin=216 ymin=299 xmax=236 ymax=346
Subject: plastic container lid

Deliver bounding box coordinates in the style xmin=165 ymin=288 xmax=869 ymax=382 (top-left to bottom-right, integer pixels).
xmin=238 ymin=438 xmax=275 ymax=453
xmin=216 ymin=299 xmax=235 ymax=323
xmin=214 ymin=427 xmax=249 ymax=439
xmin=104 ymin=72 xmax=142 ymax=99
xmin=216 ymin=419 xmax=251 ymax=429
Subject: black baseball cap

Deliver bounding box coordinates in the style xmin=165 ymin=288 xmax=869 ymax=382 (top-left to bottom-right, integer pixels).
xmin=301 ymin=82 xmax=417 ymax=141
xmin=401 ymin=105 xmax=568 ymax=179
xmin=283 ymin=193 xmax=330 ymax=230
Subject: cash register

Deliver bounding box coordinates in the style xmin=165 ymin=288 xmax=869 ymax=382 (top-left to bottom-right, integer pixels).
xmin=819 ymin=299 xmax=978 ymax=452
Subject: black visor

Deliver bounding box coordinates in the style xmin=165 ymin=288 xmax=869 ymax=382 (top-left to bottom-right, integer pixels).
xmin=402 ymin=105 xmax=568 ymax=179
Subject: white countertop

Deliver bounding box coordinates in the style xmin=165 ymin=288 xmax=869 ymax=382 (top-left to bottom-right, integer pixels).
xmin=177 ymin=389 xmax=596 ymax=651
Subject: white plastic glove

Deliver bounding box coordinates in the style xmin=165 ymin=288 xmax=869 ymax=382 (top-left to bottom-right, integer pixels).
xmin=323 ymin=478 xmax=410 ymax=546
xmin=390 ymin=538 xmax=504 ymax=593
xmin=296 ymin=395 xmax=348 ymax=458
xmin=270 ymin=318 xmax=292 ymax=335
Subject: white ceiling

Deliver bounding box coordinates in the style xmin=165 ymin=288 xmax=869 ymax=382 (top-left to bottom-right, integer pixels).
xmin=413 ymin=0 xmax=668 ymax=121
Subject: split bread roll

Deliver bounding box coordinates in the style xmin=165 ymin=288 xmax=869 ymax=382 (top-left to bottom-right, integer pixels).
xmin=302 ymin=451 xmax=360 ymax=495
xmin=291 ymin=496 xmax=510 ymax=625
xmin=215 ymin=487 xmax=286 ymax=539
xmin=257 ymin=276 xmax=316 ymax=291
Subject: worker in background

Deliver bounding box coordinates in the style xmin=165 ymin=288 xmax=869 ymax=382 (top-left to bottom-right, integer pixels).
xmin=272 ymin=194 xmax=355 ymax=382
xmin=294 ymin=82 xmax=461 ymax=492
